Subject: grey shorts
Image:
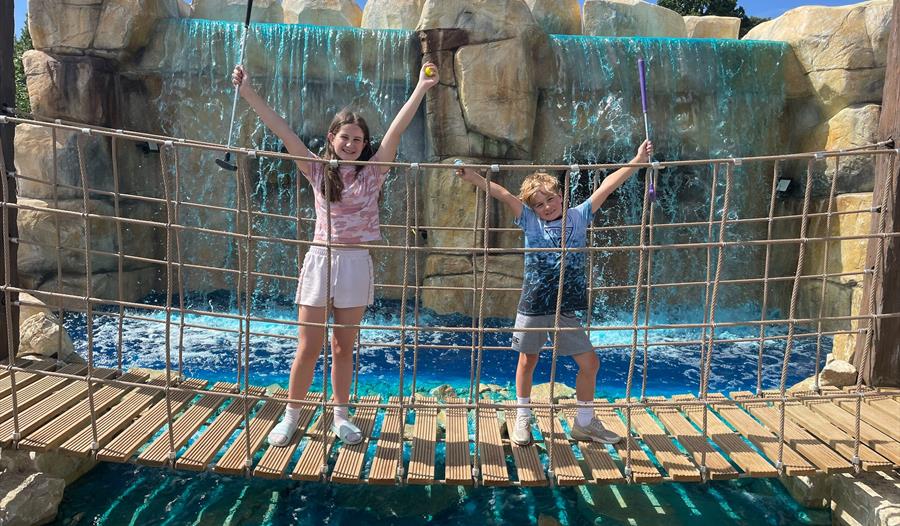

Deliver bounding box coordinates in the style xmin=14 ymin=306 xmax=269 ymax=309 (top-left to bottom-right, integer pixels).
xmin=511 ymin=313 xmax=593 ymax=356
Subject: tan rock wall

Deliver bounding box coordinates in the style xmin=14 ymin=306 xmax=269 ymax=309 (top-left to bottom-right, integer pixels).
xmin=283 ymin=0 xmax=362 ymax=27
xmin=683 ymin=15 xmax=740 ymax=39
xmin=361 ymin=0 xmax=424 ymax=30
xmin=526 ymin=0 xmax=581 ymax=35
xmin=583 ymin=0 xmax=687 ymax=38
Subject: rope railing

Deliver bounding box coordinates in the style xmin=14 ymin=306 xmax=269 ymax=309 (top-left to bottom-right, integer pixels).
xmin=0 ymin=114 xmax=897 ymax=486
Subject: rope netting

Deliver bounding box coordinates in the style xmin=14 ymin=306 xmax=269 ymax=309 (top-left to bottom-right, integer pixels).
xmin=0 ymin=113 xmax=898 ymax=484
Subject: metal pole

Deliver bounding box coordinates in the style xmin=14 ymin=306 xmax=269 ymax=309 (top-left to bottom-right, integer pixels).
xmin=0 ymin=0 xmax=20 ymax=362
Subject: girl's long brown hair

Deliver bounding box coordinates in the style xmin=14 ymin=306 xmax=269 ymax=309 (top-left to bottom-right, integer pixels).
xmin=322 ymin=110 xmax=375 ymax=202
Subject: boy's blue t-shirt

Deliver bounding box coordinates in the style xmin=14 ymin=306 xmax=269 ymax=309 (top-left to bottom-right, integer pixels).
xmin=514 ymin=198 xmax=593 ymax=315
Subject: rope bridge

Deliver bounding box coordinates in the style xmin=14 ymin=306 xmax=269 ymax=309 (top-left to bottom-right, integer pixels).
xmin=0 ymin=114 xmax=898 ymax=486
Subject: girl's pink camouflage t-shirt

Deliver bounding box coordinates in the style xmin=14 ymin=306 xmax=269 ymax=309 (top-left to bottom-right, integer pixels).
xmin=302 ymin=155 xmax=387 ymax=244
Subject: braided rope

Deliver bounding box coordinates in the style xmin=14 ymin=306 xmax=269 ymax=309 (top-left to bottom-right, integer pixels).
xmin=395 ymin=164 xmax=414 ymax=482
xmin=0 ymin=134 xmax=22 ymax=440
xmin=171 ymin=148 xmax=187 ymax=380
xmin=756 ymin=161 xmax=780 ymax=395
xmin=699 ymin=162 xmax=734 ymax=479
xmin=776 ymin=159 xmax=815 ymax=471
xmin=75 ymin=134 xmax=101 ymax=452
xmin=238 ymin=154 xmax=256 ymax=474
xmin=697 ymin=162 xmax=720 ymax=394
xmin=471 ymin=165 xmax=494 ymax=485
xmin=546 ymin=167 xmax=574 ymax=484
xmin=157 ymin=142 xmax=178 ymax=461
xmin=110 ymin=137 xmax=125 ymax=374
xmin=51 ymin=126 xmax=64 ymax=369
xmin=623 ymin=168 xmax=652 ymax=481
xmin=853 ymin=150 xmax=895 ymax=471
xmin=814 ymin=156 xmax=841 ymax=392
xmin=640 ymin=167 xmax=660 ymax=400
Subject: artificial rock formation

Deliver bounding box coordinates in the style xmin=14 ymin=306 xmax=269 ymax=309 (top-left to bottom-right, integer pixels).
xmin=192 ymin=0 xmax=283 ymax=23
xmin=282 ymin=0 xmax=362 ymax=27
xmin=361 ymin=0 xmax=424 ymax=30
xmin=582 ymin=0 xmax=687 ymax=38
xmin=22 ymin=51 xmax=118 ymax=126
xmin=744 ymin=0 xmax=892 ymax=118
xmin=526 ymin=0 xmax=581 ymax=35
xmin=683 ymin=15 xmax=741 ymax=39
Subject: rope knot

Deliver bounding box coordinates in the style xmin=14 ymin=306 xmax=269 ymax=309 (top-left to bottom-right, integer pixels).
xmin=409 ymin=162 xmax=420 ymax=172
xmin=569 ymin=164 xmax=580 ymax=173
xmin=490 ymin=164 xmax=500 ymax=173
xmin=247 ymin=149 xmax=257 ymax=159
xmin=81 ymin=127 xmax=92 ymax=136
xmin=651 ymin=161 xmax=661 ymax=169
xmin=329 ymin=159 xmax=339 ymax=168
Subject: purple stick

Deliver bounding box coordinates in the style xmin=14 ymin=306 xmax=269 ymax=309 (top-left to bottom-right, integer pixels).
xmin=638 ymin=58 xmax=648 ymax=114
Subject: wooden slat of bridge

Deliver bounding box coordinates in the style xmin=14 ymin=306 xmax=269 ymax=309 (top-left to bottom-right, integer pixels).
xmin=369 ymin=396 xmax=404 ymax=485
xmin=595 ymin=405 xmax=662 ymax=483
xmin=644 ymin=396 xmax=739 ymax=480
xmin=330 ymin=395 xmax=381 ymax=484
xmin=559 ymin=405 xmax=623 ymax=485
xmin=175 ymin=385 xmax=266 ymax=471
xmin=213 ymin=389 xmax=288 ymax=476
xmin=742 ymin=391 xmax=896 ymax=471
xmin=443 ymin=397 xmax=472 ymax=485
xmin=18 ymin=370 xmax=149 ymax=452
xmin=671 ymin=395 xmax=777 ymax=478
xmin=136 ymin=382 xmax=235 ymax=467
xmin=0 ymin=359 xmax=56 ymax=399
xmin=0 ymin=364 xmax=85 ymax=425
xmin=616 ymin=399 xmax=701 ymax=482
xmin=831 ymin=393 xmax=899 ymax=438
xmin=702 ymin=394 xmax=816 ymax=476
xmin=533 ymin=402 xmax=585 ymax=485
xmin=290 ymin=404 xmax=335 ymax=481
xmin=730 ymin=392 xmax=854 ymax=474
xmin=252 ymin=393 xmax=321 ymax=479
xmin=503 ymin=403 xmax=548 ymax=486
xmin=407 ymin=397 xmax=438 ymax=485
xmin=0 ymin=368 xmax=117 ymax=445
xmin=476 ymin=405 xmax=509 ymax=486
xmin=96 ymin=378 xmax=208 ymax=462
xmin=804 ymin=397 xmax=900 ymax=467
xmin=60 ymin=377 xmax=168 ymax=456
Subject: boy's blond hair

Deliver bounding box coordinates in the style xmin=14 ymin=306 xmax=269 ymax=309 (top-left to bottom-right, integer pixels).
xmin=518 ymin=171 xmax=561 ymax=206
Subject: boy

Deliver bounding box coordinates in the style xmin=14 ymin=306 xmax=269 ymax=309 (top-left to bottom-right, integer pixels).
xmin=455 ymin=139 xmax=652 ymax=445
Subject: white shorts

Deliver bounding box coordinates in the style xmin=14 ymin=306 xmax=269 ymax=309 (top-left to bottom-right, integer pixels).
xmin=295 ymin=246 xmax=374 ymax=308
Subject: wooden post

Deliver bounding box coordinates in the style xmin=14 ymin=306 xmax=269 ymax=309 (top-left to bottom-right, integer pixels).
xmin=855 ymin=0 xmax=900 ymax=386
xmin=0 ymin=0 xmax=20 ymax=362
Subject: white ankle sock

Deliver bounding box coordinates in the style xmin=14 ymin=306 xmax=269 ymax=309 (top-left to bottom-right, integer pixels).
xmin=333 ymin=405 xmax=350 ymax=428
xmin=267 ymin=405 xmax=302 ymax=446
xmin=576 ymin=400 xmax=594 ymax=427
xmin=517 ymin=397 xmax=532 ymax=418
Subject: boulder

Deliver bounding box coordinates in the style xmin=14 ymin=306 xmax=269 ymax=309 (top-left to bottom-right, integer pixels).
xmin=805 ymin=192 xmax=873 ymax=279
xmin=456 ymin=39 xmax=538 ymax=155
xmin=743 ymin=1 xmax=892 ymax=117
xmin=683 ymin=16 xmax=740 ymax=39
xmin=17 ymin=198 xmax=159 ymax=279
xmin=13 ymin=123 xmax=113 ymax=200
xmin=361 ymin=0 xmax=424 ymax=30
xmin=526 ymin=0 xmax=581 ymax=35
xmin=819 ymin=359 xmax=857 ymax=387
xmin=93 ymin=0 xmax=187 ymax=59
xmin=283 ymin=0 xmax=362 ymax=27
xmin=18 ymin=292 xmax=52 ymax=322
xmin=192 ymin=0 xmax=284 ymax=23
xmin=1 ymin=449 xmax=96 ymax=485
xmin=35 ymin=267 xmax=162 ymax=311
xmin=582 ymin=0 xmax=687 ymax=38
xmin=18 ymin=312 xmax=78 ymax=363
xmin=531 ymin=382 xmax=575 ymax=401
xmin=27 ymin=0 xmax=102 ymax=53
xmin=0 ymin=472 xmax=66 ymax=526
xmin=429 ymin=384 xmax=458 ymax=402
xmin=778 ymin=473 xmax=832 ymax=509
xmin=422 ymin=267 xmax=521 ymax=317
xmin=22 ymin=51 xmax=117 ymax=126
xmin=823 ymin=104 xmax=881 ymax=195
xmin=417 ymin=0 xmax=541 ymax=45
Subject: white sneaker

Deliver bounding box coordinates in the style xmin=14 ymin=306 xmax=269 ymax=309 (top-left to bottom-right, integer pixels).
xmin=571 ymin=417 xmax=621 ymax=444
xmin=511 ymin=413 xmax=533 ymax=446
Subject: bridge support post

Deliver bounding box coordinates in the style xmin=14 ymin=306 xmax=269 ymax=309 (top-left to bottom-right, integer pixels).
xmin=855 ymin=0 xmax=900 ymax=387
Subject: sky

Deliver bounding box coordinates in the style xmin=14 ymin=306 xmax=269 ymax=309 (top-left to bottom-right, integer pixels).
xmin=12 ymin=0 xmax=859 ymax=37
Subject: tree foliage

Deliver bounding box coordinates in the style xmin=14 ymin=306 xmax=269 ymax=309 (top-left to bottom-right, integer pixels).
xmin=657 ymin=0 xmax=769 ymax=37
xmin=14 ymin=19 xmax=33 ymax=114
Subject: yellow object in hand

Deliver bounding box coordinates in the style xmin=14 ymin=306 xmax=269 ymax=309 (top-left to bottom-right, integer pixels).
xmin=424 ymin=65 xmax=436 ymax=77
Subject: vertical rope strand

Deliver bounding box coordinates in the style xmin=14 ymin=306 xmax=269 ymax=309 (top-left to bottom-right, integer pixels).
xmin=756 ymin=161 xmax=780 ymax=395
xmin=396 ymin=165 xmax=414 ymax=483
xmin=51 ymin=126 xmax=64 ymax=367
xmin=0 ymin=134 xmax=22 ymax=441
xmin=813 ymin=156 xmax=840 ymax=392
xmin=697 ymin=163 xmax=720 ymax=397
xmin=157 ymin=141 xmax=178 ymax=462
xmin=75 ymin=134 xmax=101 ymax=452
xmin=639 ymin=167 xmax=660 ymax=401
xmin=547 ymin=167 xmax=573 ymax=484
xmin=239 ymin=154 xmax=256 ymax=475
xmin=111 ymin=137 xmax=125 ymax=374
xmin=171 ymin=148 xmax=187 ymax=380
xmin=776 ymin=158 xmax=815 ymax=472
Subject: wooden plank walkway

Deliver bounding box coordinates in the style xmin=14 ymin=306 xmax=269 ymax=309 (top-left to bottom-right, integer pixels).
xmin=1 ymin=365 xmax=898 ymax=486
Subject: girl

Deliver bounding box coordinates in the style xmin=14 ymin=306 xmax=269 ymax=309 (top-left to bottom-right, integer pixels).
xmin=231 ymin=62 xmax=439 ymax=446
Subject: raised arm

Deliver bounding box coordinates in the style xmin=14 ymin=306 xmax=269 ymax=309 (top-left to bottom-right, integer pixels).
xmin=232 ymin=65 xmax=313 ymax=175
xmin=590 ymin=140 xmax=653 ymax=213
xmin=455 ymin=166 xmax=524 ymax=219
xmin=370 ymin=62 xmax=439 ymax=174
